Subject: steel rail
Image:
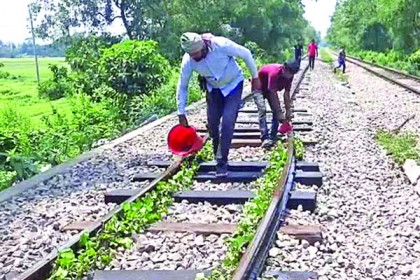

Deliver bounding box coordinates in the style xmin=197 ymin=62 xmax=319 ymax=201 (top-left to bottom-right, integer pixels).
xmin=330 ymin=51 xmax=420 ymax=95
xmin=232 ymin=60 xmax=309 ymax=280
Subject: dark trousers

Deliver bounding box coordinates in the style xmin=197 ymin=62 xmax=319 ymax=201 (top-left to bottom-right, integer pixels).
xmin=309 ymin=55 xmax=316 ymax=69
xmin=295 ymin=54 xmax=302 ymax=66
xmin=207 ymin=81 xmax=243 ymax=165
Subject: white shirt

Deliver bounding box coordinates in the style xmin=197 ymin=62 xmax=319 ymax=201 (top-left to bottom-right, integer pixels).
xmin=176 ymin=36 xmax=258 ymax=115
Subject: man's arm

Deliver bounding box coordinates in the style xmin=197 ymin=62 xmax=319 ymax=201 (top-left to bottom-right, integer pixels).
xmin=283 ymin=78 xmax=294 ymax=120
xmin=218 ymin=38 xmax=258 ymax=79
xmin=176 ymin=55 xmax=193 ymax=116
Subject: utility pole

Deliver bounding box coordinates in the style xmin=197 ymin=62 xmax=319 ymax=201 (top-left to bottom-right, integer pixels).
xmin=28 ymin=5 xmax=40 ymax=85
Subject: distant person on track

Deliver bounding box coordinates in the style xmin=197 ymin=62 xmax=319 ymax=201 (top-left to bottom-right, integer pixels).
xmin=334 ymin=47 xmax=346 ymax=74
xmin=294 ymin=44 xmax=303 ymax=65
xmin=176 ymin=32 xmax=261 ymax=177
xmin=253 ymin=60 xmax=300 ymax=148
xmin=307 ymin=39 xmax=318 ymax=70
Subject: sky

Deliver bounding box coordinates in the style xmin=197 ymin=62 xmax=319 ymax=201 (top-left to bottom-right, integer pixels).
xmin=0 ymin=0 xmax=337 ymax=44
xmin=302 ymin=0 xmax=337 ymax=38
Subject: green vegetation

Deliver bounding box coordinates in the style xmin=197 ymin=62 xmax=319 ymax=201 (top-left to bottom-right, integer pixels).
xmin=375 ymin=130 xmax=420 ymax=165
xmin=326 ymin=0 xmax=419 ymax=76
xmin=49 ymin=143 xmax=213 ymax=279
xmin=294 ymin=138 xmax=305 ymax=160
xmin=351 ymin=49 xmax=420 ymax=77
xmin=319 ymin=49 xmax=334 ymax=64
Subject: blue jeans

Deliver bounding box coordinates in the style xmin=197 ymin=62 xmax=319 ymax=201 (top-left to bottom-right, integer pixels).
xmin=207 ymin=81 xmax=243 ymax=166
xmin=335 ymin=58 xmax=346 ymax=73
xmin=252 ymin=91 xmax=284 ymax=141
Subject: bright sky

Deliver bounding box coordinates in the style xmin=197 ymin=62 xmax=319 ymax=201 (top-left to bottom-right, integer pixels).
xmin=0 ymin=0 xmax=337 ymax=44
xmin=0 ymin=0 xmax=33 ymax=43
xmin=302 ymin=0 xmax=337 ymax=38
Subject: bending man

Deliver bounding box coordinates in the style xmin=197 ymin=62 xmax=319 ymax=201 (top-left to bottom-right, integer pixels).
xmin=176 ymin=32 xmax=261 ymax=176
xmin=253 ymin=61 xmax=300 ymax=148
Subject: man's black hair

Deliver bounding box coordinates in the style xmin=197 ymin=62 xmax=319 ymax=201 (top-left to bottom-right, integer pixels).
xmin=284 ymin=60 xmax=300 ymax=74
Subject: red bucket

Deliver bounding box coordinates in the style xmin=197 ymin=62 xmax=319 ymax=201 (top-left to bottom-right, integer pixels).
xmin=167 ymin=125 xmax=204 ymax=157
xmin=278 ymin=121 xmax=293 ymax=134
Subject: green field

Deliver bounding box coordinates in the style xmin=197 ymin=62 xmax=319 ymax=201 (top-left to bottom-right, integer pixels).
xmin=0 ymin=57 xmax=72 ymax=126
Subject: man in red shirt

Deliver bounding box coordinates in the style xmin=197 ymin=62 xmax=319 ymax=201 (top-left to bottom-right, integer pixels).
xmin=252 ymin=60 xmax=300 ymax=148
xmin=307 ymin=39 xmax=318 ymax=70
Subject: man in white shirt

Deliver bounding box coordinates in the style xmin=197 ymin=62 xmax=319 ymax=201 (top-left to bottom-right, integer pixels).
xmin=176 ymin=32 xmax=261 ymax=177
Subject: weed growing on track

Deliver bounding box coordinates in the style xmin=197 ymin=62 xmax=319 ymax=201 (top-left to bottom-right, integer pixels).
xmin=294 ymin=137 xmax=305 ymax=160
xmin=320 ymin=49 xmax=334 ymax=64
xmin=202 ymin=139 xmax=304 ymax=280
xmin=375 ymin=130 xmax=420 ymax=165
xmin=49 ymin=143 xmax=213 ymax=280
xmin=335 ymin=71 xmax=349 ymax=83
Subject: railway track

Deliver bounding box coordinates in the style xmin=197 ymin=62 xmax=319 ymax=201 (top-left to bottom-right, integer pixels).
xmin=3 ymin=58 xmax=324 ymax=280
xmin=331 ymin=51 xmax=420 ymax=95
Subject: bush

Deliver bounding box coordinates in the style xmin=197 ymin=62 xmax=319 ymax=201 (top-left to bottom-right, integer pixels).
xmin=352 ymin=49 xmax=420 ymax=77
xmin=409 ymin=50 xmax=420 ymax=71
xmin=99 ymin=40 xmax=170 ymax=95
xmin=64 ymin=38 xmax=171 ymax=97
xmin=38 ymin=80 xmax=73 ymax=100
xmin=0 ymin=171 xmax=16 ymax=191
xmin=0 ymin=107 xmax=41 ymax=183
xmin=37 ymin=91 xmax=128 ymax=165
xmin=0 ymin=62 xmax=11 ymax=79
xmin=38 ymin=65 xmax=74 ymax=100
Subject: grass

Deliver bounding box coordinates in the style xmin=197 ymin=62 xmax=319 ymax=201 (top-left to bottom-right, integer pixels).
xmin=375 ymin=130 xmax=420 ymax=165
xmin=0 ymin=57 xmax=71 ymax=127
xmin=319 ymin=48 xmax=334 ymax=64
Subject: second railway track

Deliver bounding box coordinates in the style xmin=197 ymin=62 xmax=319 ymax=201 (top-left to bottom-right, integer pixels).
xmin=330 ymin=50 xmax=420 ymax=95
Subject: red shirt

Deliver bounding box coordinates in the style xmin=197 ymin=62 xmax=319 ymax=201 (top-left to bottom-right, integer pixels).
xmin=308 ymin=43 xmax=317 ymax=56
xmin=258 ymin=64 xmax=293 ymax=92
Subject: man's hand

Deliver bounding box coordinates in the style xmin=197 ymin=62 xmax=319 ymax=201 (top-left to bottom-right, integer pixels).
xmin=251 ymin=77 xmax=261 ymax=92
xmin=178 ymin=114 xmax=189 ymax=127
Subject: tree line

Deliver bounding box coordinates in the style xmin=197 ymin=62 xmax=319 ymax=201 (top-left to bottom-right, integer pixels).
xmin=327 ymin=0 xmax=419 ymax=53
xmin=31 ymin=0 xmax=320 ymax=61
xmin=0 ymin=40 xmax=66 ymax=58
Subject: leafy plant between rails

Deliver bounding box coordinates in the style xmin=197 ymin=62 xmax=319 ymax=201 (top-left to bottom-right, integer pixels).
xmin=294 ymin=137 xmax=305 ymax=160
xmin=200 ymin=139 xmax=304 ymax=280
xmin=49 ymin=142 xmax=213 ymax=279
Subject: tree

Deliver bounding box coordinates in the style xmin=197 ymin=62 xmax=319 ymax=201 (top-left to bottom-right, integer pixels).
xmin=31 ymin=0 xmax=317 ymax=60
xmin=31 ymin=0 xmax=166 ymax=40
